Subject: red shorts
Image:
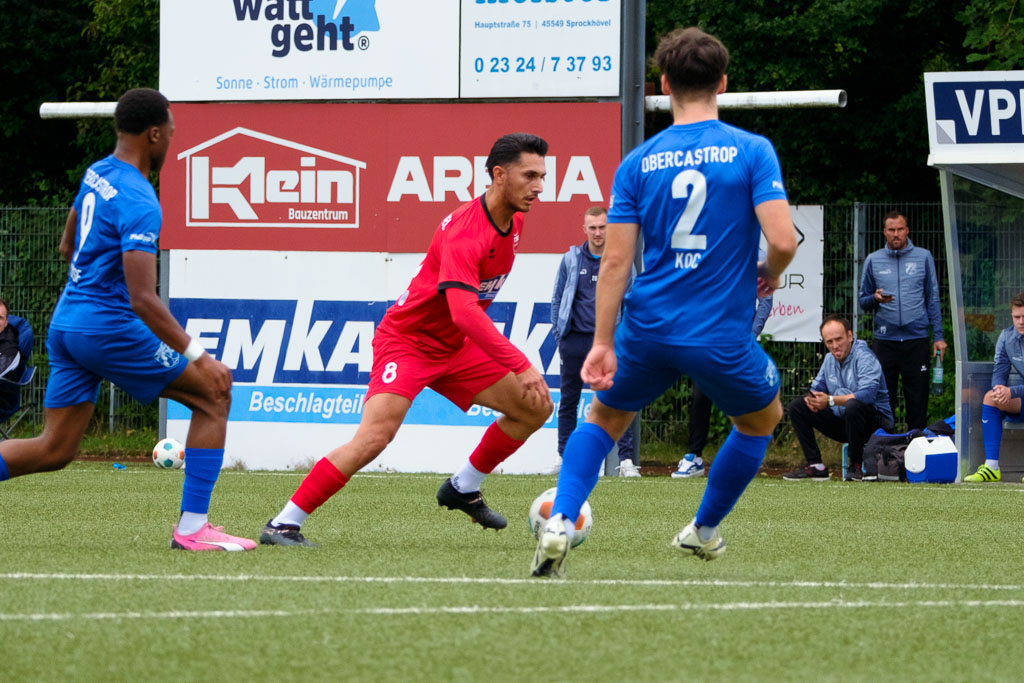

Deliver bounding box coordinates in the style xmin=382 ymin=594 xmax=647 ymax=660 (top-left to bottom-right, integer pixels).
xmin=367 ymin=328 xmax=511 ymax=411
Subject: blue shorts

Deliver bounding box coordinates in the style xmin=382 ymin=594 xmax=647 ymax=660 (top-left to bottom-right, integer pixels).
xmin=597 ymin=323 xmax=780 ymax=417
xmin=1006 ymin=411 xmax=1024 ymax=423
xmin=45 ymin=321 xmax=189 ymax=408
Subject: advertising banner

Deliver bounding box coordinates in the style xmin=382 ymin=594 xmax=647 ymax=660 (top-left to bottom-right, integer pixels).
xmin=159 ymin=1 xmax=621 ymax=101
xmin=460 ymin=0 xmax=621 ymax=98
xmin=759 ymin=205 xmax=824 ymax=343
xmin=159 ymin=1 xmax=460 ymax=100
xmin=160 ymin=102 xmax=622 ymax=253
xmin=166 ymin=251 xmax=576 ymax=472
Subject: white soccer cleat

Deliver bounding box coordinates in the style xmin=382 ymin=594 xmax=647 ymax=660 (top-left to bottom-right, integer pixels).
xmin=671 ymin=519 xmax=725 ymax=562
xmin=616 ymin=458 xmax=642 ymax=478
xmin=530 ymin=516 xmax=569 ymax=578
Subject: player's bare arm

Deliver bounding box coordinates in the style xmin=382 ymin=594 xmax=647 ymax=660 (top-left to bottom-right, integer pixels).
xmin=755 ymin=199 xmax=797 ymax=296
xmin=59 ymin=208 xmax=77 ymax=263
xmin=581 ymin=221 xmax=638 ymax=389
xmin=123 ymin=249 xmax=232 ymax=393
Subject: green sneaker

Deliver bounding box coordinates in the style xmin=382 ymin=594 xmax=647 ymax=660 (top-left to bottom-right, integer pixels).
xmin=964 ymin=464 xmax=1001 ymax=483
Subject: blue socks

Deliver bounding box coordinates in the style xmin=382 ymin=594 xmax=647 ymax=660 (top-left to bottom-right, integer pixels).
xmin=695 ymin=428 xmax=770 ymax=528
xmin=551 ymin=422 xmax=613 ymax=523
xmin=180 ymin=448 xmax=224 ymax=515
xmin=0 ymin=452 xmax=9 ymax=481
xmin=982 ymin=404 xmax=1004 ymax=464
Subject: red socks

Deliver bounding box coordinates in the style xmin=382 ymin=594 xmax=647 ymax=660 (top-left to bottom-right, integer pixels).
xmin=291 ymin=458 xmax=350 ymax=514
xmin=468 ymin=422 xmax=525 ymax=474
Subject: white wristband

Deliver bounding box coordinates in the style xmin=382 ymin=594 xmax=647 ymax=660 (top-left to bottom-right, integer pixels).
xmin=183 ymin=338 xmax=206 ymax=363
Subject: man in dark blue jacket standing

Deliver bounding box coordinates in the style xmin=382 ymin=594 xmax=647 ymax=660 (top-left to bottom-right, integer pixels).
xmin=859 ymin=211 xmax=946 ymax=430
xmin=550 ymin=207 xmax=638 ymax=477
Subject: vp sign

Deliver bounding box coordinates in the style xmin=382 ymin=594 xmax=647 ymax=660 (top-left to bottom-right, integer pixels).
xmin=927 ymin=72 xmax=1024 ymax=146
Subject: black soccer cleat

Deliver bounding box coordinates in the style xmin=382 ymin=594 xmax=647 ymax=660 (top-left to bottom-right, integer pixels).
xmin=259 ymin=520 xmax=320 ymax=548
xmin=436 ymin=478 xmax=507 ymax=530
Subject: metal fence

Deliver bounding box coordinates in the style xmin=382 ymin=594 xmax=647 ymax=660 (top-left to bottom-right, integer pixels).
xmin=1 ymin=203 xmax=953 ymax=448
xmin=0 ymin=207 xmax=156 ymax=433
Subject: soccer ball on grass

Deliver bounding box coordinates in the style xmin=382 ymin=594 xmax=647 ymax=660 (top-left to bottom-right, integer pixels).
xmin=528 ymin=487 xmax=592 ymax=548
xmin=152 ymin=437 xmax=185 ymax=469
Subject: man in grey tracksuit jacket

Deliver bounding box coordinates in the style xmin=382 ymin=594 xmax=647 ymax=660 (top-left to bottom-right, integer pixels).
xmin=785 ymin=315 xmax=893 ymax=481
xmin=858 ymin=212 xmax=946 ymax=430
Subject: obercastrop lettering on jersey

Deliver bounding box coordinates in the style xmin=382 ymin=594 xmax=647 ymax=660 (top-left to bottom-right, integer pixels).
xmin=82 ymin=168 xmax=119 ymax=201
xmin=641 ymin=146 xmax=739 ymax=173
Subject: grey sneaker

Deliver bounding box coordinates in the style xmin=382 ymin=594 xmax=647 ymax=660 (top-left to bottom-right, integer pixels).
xmin=670 ymin=519 xmax=725 ymax=561
xmin=259 ymin=520 xmax=320 ymax=548
xmin=531 ymin=517 xmax=569 ymax=578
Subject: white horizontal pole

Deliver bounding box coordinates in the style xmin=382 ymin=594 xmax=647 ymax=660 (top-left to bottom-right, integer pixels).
xmin=39 ymin=102 xmax=117 ymax=119
xmin=646 ymin=89 xmax=848 ymax=111
xmin=41 ymin=90 xmax=848 ymax=119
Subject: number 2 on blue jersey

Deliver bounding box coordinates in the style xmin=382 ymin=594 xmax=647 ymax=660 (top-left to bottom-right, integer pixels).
xmin=670 ymin=170 xmax=707 ymax=250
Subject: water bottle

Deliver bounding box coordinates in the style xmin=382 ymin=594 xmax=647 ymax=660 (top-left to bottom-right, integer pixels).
xmin=931 ymin=354 xmax=943 ymax=395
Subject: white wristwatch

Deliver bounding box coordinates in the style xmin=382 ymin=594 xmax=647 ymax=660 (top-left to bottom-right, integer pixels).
xmin=827 ymin=395 xmax=835 ymax=407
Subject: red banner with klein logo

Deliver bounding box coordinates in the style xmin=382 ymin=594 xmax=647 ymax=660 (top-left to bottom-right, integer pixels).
xmin=159 ymin=102 xmax=621 ymax=253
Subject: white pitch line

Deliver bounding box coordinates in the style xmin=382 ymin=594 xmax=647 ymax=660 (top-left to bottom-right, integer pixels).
xmin=5 ymin=599 xmax=1024 ymax=623
xmin=1 ymin=572 xmax=1020 ymax=592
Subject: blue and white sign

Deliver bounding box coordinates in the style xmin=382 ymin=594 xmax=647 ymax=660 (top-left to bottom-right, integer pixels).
xmin=460 ymin=0 xmax=621 ymax=97
xmin=160 ymin=1 xmax=460 ymax=100
xmin=925 ymin=71 xmax=1024 ymax=200
xmin=926 ymin=72 xmax=1024 ymax=150
xmin=166 ymin=250 xmax=571 ymax=471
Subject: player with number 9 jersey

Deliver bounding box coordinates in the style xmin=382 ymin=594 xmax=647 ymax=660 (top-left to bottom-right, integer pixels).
xmin=0 ymin=88 xmax=255 ymax=553
xmin=50 ymin=156 xmax=162 ymax=333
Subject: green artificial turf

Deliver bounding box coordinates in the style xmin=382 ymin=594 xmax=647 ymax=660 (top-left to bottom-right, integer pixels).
xmin=3 ymin=463 xmax=1024 ymax=682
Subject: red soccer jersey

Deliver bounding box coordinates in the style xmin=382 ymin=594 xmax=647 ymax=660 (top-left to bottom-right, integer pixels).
xmin=379 ymin=195 xmax=523 ymax=356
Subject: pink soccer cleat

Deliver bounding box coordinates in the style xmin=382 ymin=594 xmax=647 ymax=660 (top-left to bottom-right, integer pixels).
xmin=171 ymin=522 xmax=257 ymax=551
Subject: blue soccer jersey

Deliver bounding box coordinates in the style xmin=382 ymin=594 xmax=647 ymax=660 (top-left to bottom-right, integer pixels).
xmin=608 ymin=120 xmax=787 ymax=344
xmin=50 ymin=155 xmax=162 ymax=332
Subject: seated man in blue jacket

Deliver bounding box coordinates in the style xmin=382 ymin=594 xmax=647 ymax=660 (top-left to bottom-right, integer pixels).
xmin=784 ymin=314 xmax=893 ymax=481
xmin=964 ymin=292 xmax=1024 ymax=483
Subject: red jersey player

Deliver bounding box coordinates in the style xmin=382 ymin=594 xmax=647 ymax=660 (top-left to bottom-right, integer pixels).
xmin=260 ymin=133 xmax=554 ymax=547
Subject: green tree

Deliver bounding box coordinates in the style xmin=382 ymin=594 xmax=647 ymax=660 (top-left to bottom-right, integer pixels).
xmin=68 ymin=0 xmax=160 ymax=190
xmin=0 ymin=1 xmax=97 ymax=205
xmin=645 ymin=0 xmax=970 ymax=203
xmin=959 ymin=0 xmax=1024 ymax=69
xmin=0 ymin=0 xmax=159 ymax=206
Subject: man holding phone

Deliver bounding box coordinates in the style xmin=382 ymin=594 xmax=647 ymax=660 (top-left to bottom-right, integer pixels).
xmin=858 ymin=211 xmax=946 ymax=430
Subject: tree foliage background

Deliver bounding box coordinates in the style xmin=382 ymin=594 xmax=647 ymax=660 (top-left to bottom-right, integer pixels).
xmin=0 ymin=0 xmax=1021 ymax=207
xmin=0 ymin=0 xmax=158 ymax=206
xmin=646 ymin=0 xmax=1021 ymax=204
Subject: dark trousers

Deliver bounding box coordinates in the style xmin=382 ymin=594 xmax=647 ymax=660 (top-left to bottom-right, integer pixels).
xmin=558 ymin=332 xmax=635 ymax=461
xmin=788 ymin=397 xmax=892 ymax=466
xmin=688 ymin=381 xmax=713 ymax=456
xmin=873 ymin=337 xmax=930 ymax=430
